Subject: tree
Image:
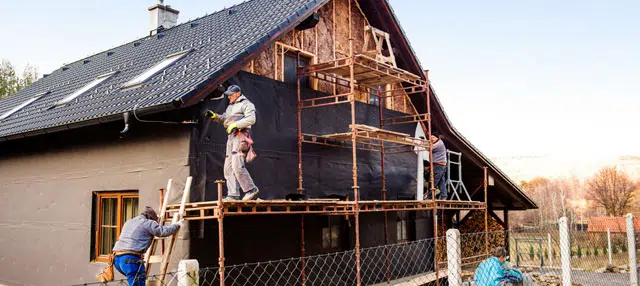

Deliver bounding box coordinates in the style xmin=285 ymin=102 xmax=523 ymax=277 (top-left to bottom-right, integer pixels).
xmin=0 ymin=59 xmax=39 ymax=98
xmin=577 ymin=245 xmax=582 ymax=258
xmin=587 ymin=166 xmax=637 ymax=216
xmin=529 ymin=245 xmax=535 ymax=260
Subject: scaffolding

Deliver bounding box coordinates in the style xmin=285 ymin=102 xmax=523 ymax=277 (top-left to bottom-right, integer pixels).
xmin=158 ymin=2 xmax=490 ymax=285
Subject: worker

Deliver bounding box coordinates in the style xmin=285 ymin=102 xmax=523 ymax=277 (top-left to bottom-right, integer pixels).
xmin=474 ymin=247 xmax=524 ymax=286
xmin=205 ymin=84 xmax=260 ymax=201
xmin=112 ymin=206 xmax=182 ymax=286
xmin=430 ymin=134 xmax=448 ymax=200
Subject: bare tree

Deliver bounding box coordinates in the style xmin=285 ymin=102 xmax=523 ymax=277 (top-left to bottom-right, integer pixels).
xmin=587 ymin=166 xmax=637 ymax=216
xmin=513 ymin=176 xmax=587 ymax=228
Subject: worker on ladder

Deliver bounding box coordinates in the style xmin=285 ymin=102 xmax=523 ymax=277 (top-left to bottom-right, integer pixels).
xmin=112 ymin=206 xmax=183 ymax=286
xmin=206 ymin=84 xmax=260 ymax=201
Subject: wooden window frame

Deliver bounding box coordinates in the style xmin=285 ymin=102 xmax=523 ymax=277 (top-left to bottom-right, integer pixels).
xmin=275 ymin=42 xmax=318 ymax=90
xmin=368 ymin=85 xmax=385 ymax=107
xmin=93 ymin=191 xmax=139 ymax=263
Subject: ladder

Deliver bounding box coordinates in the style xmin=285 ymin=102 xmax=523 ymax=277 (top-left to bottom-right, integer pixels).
xmin=144 ymin=176 xmax=192 ymax=284
xmin=446 ymin=151 xmax=471 ymax=201
xmin=362 ymin=25 xmax=397 ymax=67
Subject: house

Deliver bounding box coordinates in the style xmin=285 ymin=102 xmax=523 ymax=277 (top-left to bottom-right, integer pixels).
xmin=0 ymin=0 xmax=536 ymax=285
xmin=587 ymin=217 xmax=639 ymax=233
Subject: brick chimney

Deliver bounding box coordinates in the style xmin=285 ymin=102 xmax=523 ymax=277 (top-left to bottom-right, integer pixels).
xmin=148 ymin=0 xmax=179 ymax=35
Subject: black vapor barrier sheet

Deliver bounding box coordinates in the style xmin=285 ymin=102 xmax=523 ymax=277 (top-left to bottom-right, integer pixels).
xmin=190 ymin=71 xmax=418 ymax=201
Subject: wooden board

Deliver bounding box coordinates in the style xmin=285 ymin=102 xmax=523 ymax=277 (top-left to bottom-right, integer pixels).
xmin=315 ymin=124 xmax=429 ymax=148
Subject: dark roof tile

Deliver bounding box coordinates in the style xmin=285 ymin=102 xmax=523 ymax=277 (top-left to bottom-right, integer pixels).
xmin=0 ymin=0 xmax=324 ymax=140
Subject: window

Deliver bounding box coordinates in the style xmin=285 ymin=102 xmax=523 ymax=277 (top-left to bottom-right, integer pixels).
xmin=121 ymin=49 xmax=191 ymax=89
xmin=322 ymin=216 xmax=343 ymax=252
xmin=93 ymin=191 xmax=139 ymax=262
xmin=55 ymin=71 xmax=117 ymax=107
xmin=0 ymin=91 xmax=49 ymax=120
xmin=369 ymin=86 xmax=384 ymax=106
xmin=397 ymin=220 xmax=408 ymax=242
xmin=284 ymin=52 xmax=311 ymax=87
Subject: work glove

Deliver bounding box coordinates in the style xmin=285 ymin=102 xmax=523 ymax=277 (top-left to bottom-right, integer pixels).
xmin=205 ymin=110 xmax=217 ymax=119
xmin=174 ymin=219 xmax=185 ymax=228
xmin=226 ymin=123 xmax=238 ymax=134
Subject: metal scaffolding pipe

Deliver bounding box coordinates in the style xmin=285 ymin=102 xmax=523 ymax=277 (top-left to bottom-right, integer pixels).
xmin=216 ymin=180 xmax=225 ymax=286
xmin=297 ymin=53 xmax=304 ymax=193
xmin=484 ymin=167 xmax=489 ymax=255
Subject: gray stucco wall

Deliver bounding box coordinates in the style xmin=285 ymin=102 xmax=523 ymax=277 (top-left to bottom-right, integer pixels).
xmin=0 ymin=124 xmax=192 ymax=286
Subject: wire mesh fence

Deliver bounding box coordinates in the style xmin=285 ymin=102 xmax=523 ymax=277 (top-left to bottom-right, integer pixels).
xmin=75 ymin=216 xmax=640 ymax=286
xmin=73 ymin=271 xmax=188 ymax=286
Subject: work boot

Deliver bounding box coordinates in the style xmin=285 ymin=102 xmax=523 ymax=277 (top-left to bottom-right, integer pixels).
xmin=242 ymin=188 xmax=260 ymax=201
xmin=222 ymin=195 xmax=241 ymax=202
xmin=426 ymin=189 xmax=440 ymax=200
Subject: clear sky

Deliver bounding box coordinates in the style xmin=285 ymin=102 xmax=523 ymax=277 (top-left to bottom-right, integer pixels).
xmin=1 ymin=0 xmax=638 ymax=180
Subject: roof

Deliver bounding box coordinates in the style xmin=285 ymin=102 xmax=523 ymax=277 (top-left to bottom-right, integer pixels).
xmin=0 ymin=0 xmax=326 ymax=141
xmin=588 ymin=216 xmax=640 ymax=233
xmin=0 ymin=0 xmax=535 ymax=210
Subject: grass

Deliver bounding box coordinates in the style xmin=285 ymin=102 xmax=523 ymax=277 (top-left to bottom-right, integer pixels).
xmin=509 ymin=231 xmax=635 ymax=272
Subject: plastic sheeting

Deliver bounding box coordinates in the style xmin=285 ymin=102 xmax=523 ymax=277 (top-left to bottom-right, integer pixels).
xmin=190 ymin=71 xmax=417 ymax=201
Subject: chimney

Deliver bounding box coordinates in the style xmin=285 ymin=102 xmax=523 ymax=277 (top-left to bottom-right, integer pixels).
xmin=148 ymin=0 xmax=179 ymax=35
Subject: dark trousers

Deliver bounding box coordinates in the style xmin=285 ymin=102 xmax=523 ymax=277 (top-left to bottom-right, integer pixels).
xmin=433 ymin=164 xmax=448 ymax=199
xmin=114 ymin=254 xmax=146 ymax=286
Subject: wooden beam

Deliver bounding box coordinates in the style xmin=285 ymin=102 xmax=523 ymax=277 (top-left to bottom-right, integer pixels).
xmin=504 ymin=209 xmax=510 ymax=250
xmin=488 ymin=208 xmax=505 ymax=228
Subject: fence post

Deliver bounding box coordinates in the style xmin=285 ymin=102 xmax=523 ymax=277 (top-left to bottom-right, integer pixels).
xmin=626 ymin=213 xmax=638 ymax=286
xmin=548 ymin=233 xmax=553 ymax=267
xmin=446 ymin=229 xmax=462 ymax=286
xmin=607 ymin=228 xmax=613 ymax=265
xmin=178 ymin=259 xmax=199 ymax=286
xmin=515 ymin=239 xmax=520 ymax=267
xmin=559 ymin=217 xmax=571 ymax=286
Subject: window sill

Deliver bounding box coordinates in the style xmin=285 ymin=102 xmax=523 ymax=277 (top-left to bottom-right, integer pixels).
xmin=92 ymin=256 xmax=110 ymax=264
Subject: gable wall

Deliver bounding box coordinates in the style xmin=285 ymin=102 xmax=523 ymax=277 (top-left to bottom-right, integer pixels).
xmin=243 ymin=0 xmax=413 ymax=114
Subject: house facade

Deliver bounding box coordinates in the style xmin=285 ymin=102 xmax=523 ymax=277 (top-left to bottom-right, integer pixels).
xmin=0 ymin=0 xmax=536 ymax=285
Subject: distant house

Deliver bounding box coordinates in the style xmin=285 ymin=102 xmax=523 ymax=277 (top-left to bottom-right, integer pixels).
xmin=587 ymin=217 xmax=640 ymax=233
xmin=0 ymin=0 xmax=536 ymax=285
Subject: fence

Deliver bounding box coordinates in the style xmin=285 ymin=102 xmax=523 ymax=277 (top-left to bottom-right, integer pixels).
xmin=77 ymin=215 xmax=640 ymax=286
xmin=448 ymin=214 xmax=639 ymax=286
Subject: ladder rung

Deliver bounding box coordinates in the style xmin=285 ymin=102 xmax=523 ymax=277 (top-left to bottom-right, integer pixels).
xmin=148 ymin=255 xmax=163 ymax=264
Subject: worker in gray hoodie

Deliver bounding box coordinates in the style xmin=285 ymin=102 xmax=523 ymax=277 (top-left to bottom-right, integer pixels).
xmin=112 ymin=206 xmax=182 ymax=286
xmin=206 ymin=85 xmax=260 ymax=201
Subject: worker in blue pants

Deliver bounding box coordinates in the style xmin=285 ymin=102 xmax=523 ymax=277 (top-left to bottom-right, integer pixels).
xmin=112 ymin=207 xmax=182 ymax=286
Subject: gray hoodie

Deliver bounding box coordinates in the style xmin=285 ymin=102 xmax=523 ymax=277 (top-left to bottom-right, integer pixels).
xmin=112 ymin=215 xmax=179 ymax=253
xmin=214 ymin=95 xmax=256 ymax=129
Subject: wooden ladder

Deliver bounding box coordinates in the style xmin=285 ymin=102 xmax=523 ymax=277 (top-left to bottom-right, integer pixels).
xmin=144 ymin=176 xmax=192 ymax=284
xmin=363 ymin=25 xmax=397 ymax=67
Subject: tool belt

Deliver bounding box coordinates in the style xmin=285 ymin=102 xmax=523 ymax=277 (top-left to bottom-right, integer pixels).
xmin=233 ymin=129 xmax=257 ymax=163
xmin=97 ymin=253 xmax=115 ymax=282
xmin=114 ymin=250 xmax=144 ymax=257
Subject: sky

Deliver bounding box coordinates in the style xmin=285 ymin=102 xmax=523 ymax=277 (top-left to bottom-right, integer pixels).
xmin=1 ymin=0 xmax=638 ymax=180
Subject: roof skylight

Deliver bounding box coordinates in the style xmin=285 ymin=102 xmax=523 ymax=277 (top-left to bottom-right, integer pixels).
xmin=121 ymin=49 xmax=192 ymax=89
xmin=54 ymin=71 xmax=117 ymax=107
xmin=0 ymin=91 xmax=49 ymax=120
